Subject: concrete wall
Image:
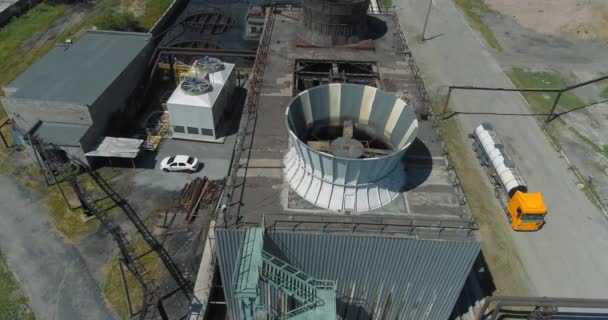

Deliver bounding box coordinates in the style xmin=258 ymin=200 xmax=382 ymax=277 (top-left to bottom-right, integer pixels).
xmin=169 ymin=103 xmax=216 ymax=140
xmin=0 ymin=0 xmax=43 ymax=28
xmin=0 ymin=97 xmax=92 ymax=133
xmin=81 ymin=41 xmax=153 ymax=153
xmin=212 ymin=69 xmax=236 ymax=130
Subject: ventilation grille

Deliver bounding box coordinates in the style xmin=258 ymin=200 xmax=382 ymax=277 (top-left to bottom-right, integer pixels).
xmin=194 ymin=57 xmax=224 ymax=73
xmin=180 ymin=77 xmax=212 ymax=95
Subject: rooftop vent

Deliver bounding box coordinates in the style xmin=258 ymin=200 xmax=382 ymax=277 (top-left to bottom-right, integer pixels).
xmin=180 ymin=76 xmax=212 ymax=95
xmin=194 ymin=56 xmax=224 ymax=73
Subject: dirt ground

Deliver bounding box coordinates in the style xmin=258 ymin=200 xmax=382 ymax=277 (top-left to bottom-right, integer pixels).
xmin=486 ymin=0 xmax=608 ymax=40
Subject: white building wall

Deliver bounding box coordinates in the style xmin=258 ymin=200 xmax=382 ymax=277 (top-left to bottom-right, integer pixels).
xmin=169 ymin=103 xmax=216 ymax=140
xmin=166 ymin=62 xmax=236 ymax=140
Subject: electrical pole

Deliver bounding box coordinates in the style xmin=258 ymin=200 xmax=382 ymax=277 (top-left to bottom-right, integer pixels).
xmin=421 ymin=0 xmax=433 ymax=41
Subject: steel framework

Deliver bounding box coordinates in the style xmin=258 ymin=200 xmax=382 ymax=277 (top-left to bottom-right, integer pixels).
xmin=475 ymin=296 xmax=608 ymax=320
xmin=441 ymin=73 xmax=608 ymax=122
xmin=233 ymin=227 xmax=337 ymax=319
xmin=30 ymin=138 xmax=197 ymax=319
xmin=293 ymin=59 xmax=381 ymax=94
xmin=220 ymin=6 xmax=276 ymax=226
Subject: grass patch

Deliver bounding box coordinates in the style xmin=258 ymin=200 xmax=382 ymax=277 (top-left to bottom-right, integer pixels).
xmin=0 ymin=3 xmax=68 ymax=88
xmin=138 ymin=0 xmax=172 ymax=30
xmin=379 ymin=0 xmax=392 ymax=9
xmin=0 ymin=251 xmax=35 ymax=320
xmin=103 ymin=236 xmax=165 ymax=319
xmin=600 ymin=86 xmax=608 ymax=100
xmin=508 ymin=67 xmax=584 ymax=114
xmin=0 ymin=154 xmax=100 ymax=243
xmin=454 ymin=0 xmax=501 ymax=50
xmin=569 ymin=127 xmax=608 ymax=159
xmin=439 ymin=117 xmax=528 ymax=296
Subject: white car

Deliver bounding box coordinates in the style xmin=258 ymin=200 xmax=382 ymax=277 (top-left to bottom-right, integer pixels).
xmin=160 ymin=155 xmax=199 ymax=173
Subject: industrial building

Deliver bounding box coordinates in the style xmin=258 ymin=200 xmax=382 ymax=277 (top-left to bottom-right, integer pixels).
xmin=166 ymin=57 xmax=236 ymax=141
xmin=191 ymin=0 xmax=482 ymax=318
xmin=1 ymin=30 xmax=152 ymax=164
xmin=215 ymin=227 xmax=480 ymax=319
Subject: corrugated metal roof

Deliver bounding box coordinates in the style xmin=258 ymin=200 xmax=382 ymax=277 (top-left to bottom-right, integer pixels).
xmin=31 ymin=121 xmax=89 ymax=147
xmin=6 ymin=30 xmax=150 ymax=105
xmin=216 ymin=229 xmax=480 ymax=320
xmin=85 ymin=136 xmax=143 ymax=158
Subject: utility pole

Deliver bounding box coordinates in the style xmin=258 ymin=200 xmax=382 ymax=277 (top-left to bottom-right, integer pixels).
xmin=421 ymin=0 xmax=433 ymax=41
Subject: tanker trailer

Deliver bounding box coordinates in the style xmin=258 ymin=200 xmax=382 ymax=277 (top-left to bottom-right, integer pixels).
xmin=472 ymin=123 xmax=547 ymax=231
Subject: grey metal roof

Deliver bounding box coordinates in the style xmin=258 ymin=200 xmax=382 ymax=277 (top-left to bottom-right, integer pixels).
xmin=85 ymin=136 xmax=143 ymax=158
xmin=6 ymin=30 xmax=150 ymax=105
xmin=31 ymin=121 xmax=89 ymax=147
xmin=216 ymin=229 xmax=480 ymax=320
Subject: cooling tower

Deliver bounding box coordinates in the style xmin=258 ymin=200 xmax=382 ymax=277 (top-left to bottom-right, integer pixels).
xmin=284 ymin=84 xmax=418 ymax=213
xmin=301 ymin=0 xmax=370 ymax=46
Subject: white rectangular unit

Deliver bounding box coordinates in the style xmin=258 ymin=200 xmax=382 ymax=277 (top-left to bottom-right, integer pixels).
xmin=167 ymin=59 xmax=236 ymax=141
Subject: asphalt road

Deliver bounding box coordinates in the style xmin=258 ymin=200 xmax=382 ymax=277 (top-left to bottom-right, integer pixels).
xmin=395 ymin=0 xmax=608 ymax=298
xmin=0 ymin=174 xmax=117 ymax=320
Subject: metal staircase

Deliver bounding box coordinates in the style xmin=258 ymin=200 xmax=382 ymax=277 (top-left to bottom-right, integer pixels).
xmin=30 ymin=138 xmax=196 ymax=319
xmin=234 ymin=228 xmax=337 ymax=320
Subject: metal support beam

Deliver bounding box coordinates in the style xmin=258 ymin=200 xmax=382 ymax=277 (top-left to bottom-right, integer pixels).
xmin=0 ymin=118 xmax=10 ymax=148
xmin=475 ymin=296 xmax=608 ymax=320
xmin=421 ymin=0 xmax=432 ymax=41
xmin=546 ymin=91 xmax=562 ymax=123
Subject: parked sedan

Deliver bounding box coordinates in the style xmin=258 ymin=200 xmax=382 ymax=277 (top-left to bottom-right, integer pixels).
xmin=160 ymin=155 xmax=199 ymax=173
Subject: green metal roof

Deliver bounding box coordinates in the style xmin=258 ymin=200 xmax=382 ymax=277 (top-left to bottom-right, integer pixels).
xmin=6 ymin=30 xmax=150 ymax=106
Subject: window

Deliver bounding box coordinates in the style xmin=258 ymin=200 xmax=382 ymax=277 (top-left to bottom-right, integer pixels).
xmin=173 ymin=126 xmax=185 ymax=133
xmin=200 ymin=128 xmax=214 ymax=136
xmin=167 ymin=156 xmax=176 ymax=164
xmin=178 ymin=163 xmax=186 ymax=167
xmin=187 ymin=127 xmax=199 ymax=134
xmin=522 ymin=214 xmax=545 ymax=222
xmin=251 ymin=26 xmax=257 ymax=33
xmin=187 ymin=157 xmax=195 ymax=164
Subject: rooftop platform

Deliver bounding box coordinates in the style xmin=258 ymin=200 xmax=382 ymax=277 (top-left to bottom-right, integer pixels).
xmin=223 ymin=10 xmax=475 ymax=238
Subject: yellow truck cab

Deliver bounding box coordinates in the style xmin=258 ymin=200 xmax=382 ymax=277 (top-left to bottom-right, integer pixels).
xmin=507 ymin=191 xmax=547 ymax=231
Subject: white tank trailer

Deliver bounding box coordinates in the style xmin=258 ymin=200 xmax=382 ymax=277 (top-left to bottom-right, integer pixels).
xmin=473 ymin=123 xmax=527 ymax=198
xmin=472 ymin=123 xmax=547 ymax=231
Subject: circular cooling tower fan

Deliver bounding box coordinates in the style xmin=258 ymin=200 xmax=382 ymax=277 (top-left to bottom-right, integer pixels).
xmin=180 ymin=77 xmax=212 ymax=95
xmin=284 ymin=83 xmax=418 ymax=213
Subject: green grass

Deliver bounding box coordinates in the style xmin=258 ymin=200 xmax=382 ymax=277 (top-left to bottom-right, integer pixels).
xmin=600 ymin=86 xmax=608 ymax=100
xmin=569 ymin=127 xmax=608 ymax=159
xmin=379 ymin=0 xmax=392 ymax=9
xmin=0 ymin=251 xmax=35 ymax=320
xmin=454 ymin=0 xmax=501 ymax=50
xmin=0 ymin=3 xmax=68 ymax=89
xmin=439 ymin=117 xmax=529 ymax=296
xmin=103 ymin=236 xmax=165 ymax=319
xmin=508 ymin=67 xmax=584 ymax=114
xmin=0 ymin=152 xmax=100 ymax=242
xmin=139 ymin=0 xmax=172 ymax=30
